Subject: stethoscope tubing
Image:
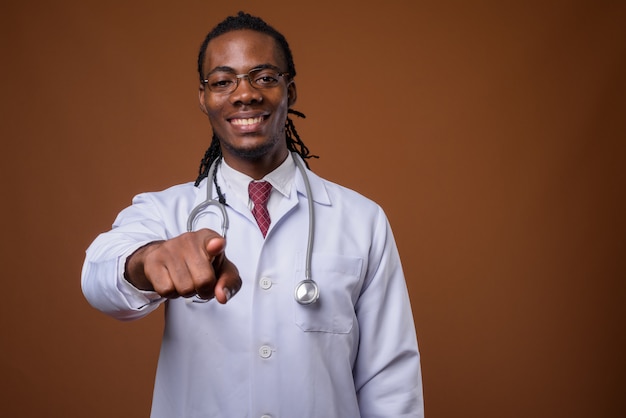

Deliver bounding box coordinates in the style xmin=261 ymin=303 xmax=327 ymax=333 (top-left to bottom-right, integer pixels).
xmin=186 ymin=152 xmax=318 ymax=305
xmin=186 ymin=159 xmax=229 ymax=236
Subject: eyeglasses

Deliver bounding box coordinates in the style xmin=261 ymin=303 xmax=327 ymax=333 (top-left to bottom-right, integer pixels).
xmin=202 ymin=67 xmax=289 ymax=94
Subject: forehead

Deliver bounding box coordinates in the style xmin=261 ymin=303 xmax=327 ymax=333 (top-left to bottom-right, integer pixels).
xmin=203 ymin=29 xmax=287 ymax=73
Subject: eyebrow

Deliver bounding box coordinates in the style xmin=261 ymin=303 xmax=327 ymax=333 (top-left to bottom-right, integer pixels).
xmin=206 ymin=63 xmax=283 ymax=76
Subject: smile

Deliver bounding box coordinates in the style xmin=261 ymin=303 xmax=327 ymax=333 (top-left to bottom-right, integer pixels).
xmin=230 ymin=116 xmax=265 ymax=126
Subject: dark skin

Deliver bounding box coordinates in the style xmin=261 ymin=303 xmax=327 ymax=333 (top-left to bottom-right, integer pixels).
xmin=199 ymin=29 xmax=297 ymax=179
xmin=124 ymin=29 xmax=296 ymax=302
xmin=125 ymin=232 xmax=240 ymax=303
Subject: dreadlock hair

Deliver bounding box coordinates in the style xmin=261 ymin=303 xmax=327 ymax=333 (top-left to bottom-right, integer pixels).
xmin=194 ymin=11 xmax=318 ymax=187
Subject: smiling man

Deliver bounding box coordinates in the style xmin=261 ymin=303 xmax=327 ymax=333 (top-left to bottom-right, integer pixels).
xmin=199 ymin=29 xmax=295 ymax=178
xmin=82 ymin=11 xmax=424 ymax=418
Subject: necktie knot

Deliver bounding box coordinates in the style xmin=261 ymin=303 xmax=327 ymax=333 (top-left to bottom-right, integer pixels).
xmin=248 ymin=181 xmax=272 ymax=237
xmin=248 ymin=181 xmax=272 ymax=206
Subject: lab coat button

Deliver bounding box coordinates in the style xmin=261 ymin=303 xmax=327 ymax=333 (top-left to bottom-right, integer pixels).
xmin=261 ymin=415 xmax=272 ymax=418
xmin=259 ymin=277 xmax=272 ymax=290
xmin=259 ymin=345 xmax=272 ymax=359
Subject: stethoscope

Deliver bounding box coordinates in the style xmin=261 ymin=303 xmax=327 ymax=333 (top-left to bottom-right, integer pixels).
xmin=186 ymin=152 xmax=319 ymax=305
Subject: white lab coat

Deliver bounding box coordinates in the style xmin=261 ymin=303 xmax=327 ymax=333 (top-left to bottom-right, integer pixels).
xmin=82 ymin=163 xmax=424 ymax=418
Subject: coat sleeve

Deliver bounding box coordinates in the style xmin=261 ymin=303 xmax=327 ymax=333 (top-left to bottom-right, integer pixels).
xmin=353 ymin=207 xmax=425 ymax=418
xmin=81 ymin=192 xmax=171 ymax=321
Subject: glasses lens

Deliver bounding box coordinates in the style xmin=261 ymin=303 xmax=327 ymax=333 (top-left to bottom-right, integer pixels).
xmin=206 ymin=72 xmax=237 ymax=93
xmin=249 ymin=68 xmax=281 ymax=89
xmin=205 ymin=69 xmax=284 ymax=93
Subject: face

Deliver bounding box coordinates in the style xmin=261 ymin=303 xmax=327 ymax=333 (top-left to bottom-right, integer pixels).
xmin=199 ymin=29 xmax=297 ymax=176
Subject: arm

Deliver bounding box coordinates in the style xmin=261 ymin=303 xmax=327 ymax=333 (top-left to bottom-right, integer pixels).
xmin=354 ymin=208 xmax=424 ymax=417
xmin=81 ymin=191 xmax=241 ymax=321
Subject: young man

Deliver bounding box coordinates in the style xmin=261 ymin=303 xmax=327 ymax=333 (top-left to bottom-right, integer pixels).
xmin=82 ymin=12 xmax=424 ymax=417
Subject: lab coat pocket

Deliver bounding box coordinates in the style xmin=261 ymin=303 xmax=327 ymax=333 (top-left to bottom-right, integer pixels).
xmin=294 ymin=253 xmax=363 ymax=334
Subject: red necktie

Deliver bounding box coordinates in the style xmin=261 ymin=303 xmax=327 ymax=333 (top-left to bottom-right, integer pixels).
xmin=248 ymin=181 xmax=272 ymax=237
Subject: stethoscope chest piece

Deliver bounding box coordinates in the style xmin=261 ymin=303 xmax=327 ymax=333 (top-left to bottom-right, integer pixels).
xmin=294 ymin=279 xmax=319 ymax=305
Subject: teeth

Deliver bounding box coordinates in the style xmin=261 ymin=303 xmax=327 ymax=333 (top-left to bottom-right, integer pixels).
xmin=232 ymin=117 xmax=263 ymax=126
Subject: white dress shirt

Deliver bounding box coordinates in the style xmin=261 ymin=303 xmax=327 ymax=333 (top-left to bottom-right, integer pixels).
xmin=218 ymin=154 xmax=295 ymax=222
xmin=82 ymin=153 xmax=424 ymax=418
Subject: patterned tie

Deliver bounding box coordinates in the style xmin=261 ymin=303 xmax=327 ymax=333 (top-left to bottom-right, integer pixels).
xmin=248 ymin=181 xmax=272 ymax=237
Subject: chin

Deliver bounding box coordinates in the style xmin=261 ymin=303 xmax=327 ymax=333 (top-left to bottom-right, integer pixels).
xmin=225 ymin=140 xmax=277 ymax=160
xmin=221 ymin=133 xmax=283 ymax=160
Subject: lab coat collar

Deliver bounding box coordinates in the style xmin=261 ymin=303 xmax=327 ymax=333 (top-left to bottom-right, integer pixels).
xmin=293 ymin=154 xmax=331 ymax=206
xmin=191 ymin=154 xmax=332 ymax=211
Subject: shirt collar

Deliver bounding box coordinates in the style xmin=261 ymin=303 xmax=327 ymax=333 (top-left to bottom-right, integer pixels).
xmin=219 ymin=154 xmax=296 ymax=205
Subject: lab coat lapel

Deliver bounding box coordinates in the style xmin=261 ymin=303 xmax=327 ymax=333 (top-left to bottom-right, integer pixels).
xmin=294 ymin=166 xmax=331 ymax=206
xmin=272 ymin=164 xmax=331 ymax=226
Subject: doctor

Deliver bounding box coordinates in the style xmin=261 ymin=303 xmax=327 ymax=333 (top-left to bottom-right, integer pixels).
xmin=82 ymin=11 xmax=424 ymax=418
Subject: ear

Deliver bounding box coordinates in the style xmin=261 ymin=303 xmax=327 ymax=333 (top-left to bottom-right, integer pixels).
xmin=287 ymin=80 xmax=297 ymax=108
xmin=198 ymin=84 xmax=209 ymax=115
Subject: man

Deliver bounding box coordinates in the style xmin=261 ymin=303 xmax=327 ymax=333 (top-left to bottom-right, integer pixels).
xmin=82 ymin=11 xmax=424 ymax=418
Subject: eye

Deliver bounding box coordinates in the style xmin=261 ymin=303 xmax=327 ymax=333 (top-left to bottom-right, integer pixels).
xmin=252 ymin=70 xmax=280 ymax=87
xmin=207 ymin=73 xmax=236 ymax=91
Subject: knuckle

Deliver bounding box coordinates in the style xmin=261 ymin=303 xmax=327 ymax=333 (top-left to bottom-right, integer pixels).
xmin=154 ymin=282 xmax=177 ymax=299
xmin=177 ymin=284 xmax=196 ymax=298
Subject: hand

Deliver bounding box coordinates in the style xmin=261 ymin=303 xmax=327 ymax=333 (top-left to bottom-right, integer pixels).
xmin=124 ymin=229 xmax=241 ymax=304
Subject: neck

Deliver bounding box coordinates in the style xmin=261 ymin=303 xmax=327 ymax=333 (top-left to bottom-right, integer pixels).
xmin=222 ymin=149 xmax=289 ymax=180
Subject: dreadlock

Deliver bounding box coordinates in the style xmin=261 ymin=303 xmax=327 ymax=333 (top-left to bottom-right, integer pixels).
xmin=193 ymin=11 xmax=318 ymax=187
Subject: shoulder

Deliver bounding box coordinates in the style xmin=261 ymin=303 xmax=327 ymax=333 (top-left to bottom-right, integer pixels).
xmin=307 ymin=170 xmax=384 ymax=218
xmin=112 ymin=181 xmax=201 ymax=228
xmin=131 ymin=181 xmax=199 ymax=205
xmin=120 ymin=181 xmax=202 ymax=221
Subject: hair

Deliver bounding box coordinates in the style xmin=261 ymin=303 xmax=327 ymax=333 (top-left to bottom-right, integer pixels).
xmin=194 ymin=11 xmax=318 ymax=187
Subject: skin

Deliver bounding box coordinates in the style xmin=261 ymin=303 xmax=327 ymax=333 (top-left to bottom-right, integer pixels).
xmin=199 ymin=29 xmax=297 ymax=179
xmin=125 ymin=231 xmax=240 ymax=303
xmin=124 ymin=29 xmax=296 ymax=303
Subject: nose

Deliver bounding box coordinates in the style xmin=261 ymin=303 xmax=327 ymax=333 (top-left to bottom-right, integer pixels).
xmin=230 ymin=74 xmax=262 ymax=105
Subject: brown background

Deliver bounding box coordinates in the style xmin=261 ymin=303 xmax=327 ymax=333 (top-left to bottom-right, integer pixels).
xmin=1 ymin=0 xmax=624 ymax=417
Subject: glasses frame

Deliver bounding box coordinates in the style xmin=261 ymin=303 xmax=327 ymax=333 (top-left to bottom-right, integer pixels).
xmin=202 ymin=66 xmax=290 ymax=94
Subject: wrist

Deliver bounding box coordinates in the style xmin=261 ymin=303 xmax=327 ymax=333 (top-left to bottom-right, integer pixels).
xmin=123 ymin=241 xmax=164 ymax=290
